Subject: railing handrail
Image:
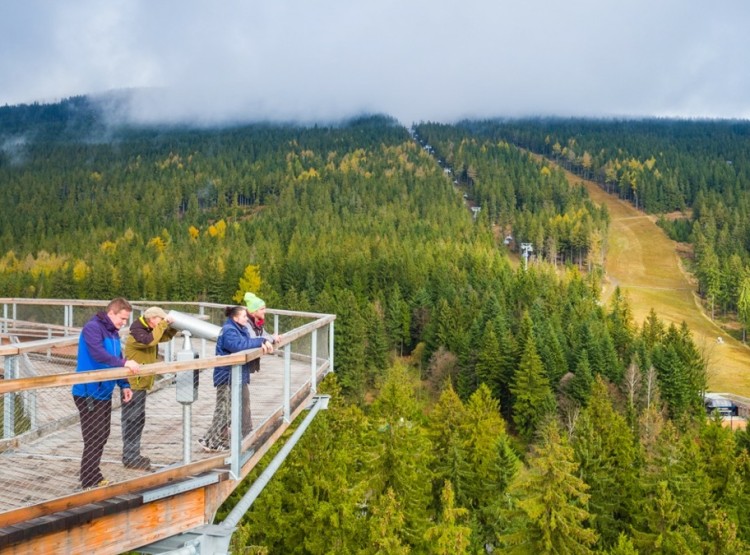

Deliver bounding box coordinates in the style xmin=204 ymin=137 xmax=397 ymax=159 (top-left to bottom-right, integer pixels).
xmin=0 ymin=297 xmax=333 ymax=319
xmin=0 ymin=313 xmax=335 ymax=395
xmin=0 ymin=335 xmax=79 ymax=357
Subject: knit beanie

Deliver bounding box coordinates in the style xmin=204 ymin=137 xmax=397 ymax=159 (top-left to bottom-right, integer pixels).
xmin=244 ymin=292 xmax=266 ymax=313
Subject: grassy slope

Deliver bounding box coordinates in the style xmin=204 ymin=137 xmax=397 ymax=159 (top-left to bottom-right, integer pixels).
xmin=558 ymin=166 xmax=750 ymax=397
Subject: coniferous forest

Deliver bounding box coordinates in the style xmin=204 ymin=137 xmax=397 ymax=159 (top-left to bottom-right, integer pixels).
xmin=3 ymin=98 xmax=750 ymax=553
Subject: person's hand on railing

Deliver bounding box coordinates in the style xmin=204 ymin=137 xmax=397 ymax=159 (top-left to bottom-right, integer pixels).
xmin=124 ymin=359 xmax=140 ymax=374
xmin=261 ymin=340 xmax=274 ymax=355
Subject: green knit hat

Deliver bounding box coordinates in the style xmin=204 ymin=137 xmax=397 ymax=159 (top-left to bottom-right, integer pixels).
xmin=244 ymin=292 xmax=266 ymax=313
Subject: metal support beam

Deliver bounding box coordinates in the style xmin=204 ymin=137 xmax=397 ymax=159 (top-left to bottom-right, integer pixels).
xmin=283 ymin=344 xmax=291 ymax=423
xmin=3 ymin=356 xmax=17 ymax=439
xmin=230 ymin=364 xmax=242 ymax=480
xmin=329 ymin=321 xmax=335 ymax=375
xmin=310 ymin=329 xmax=317 ymax=395
xmin=221 ymin=395 xmax=330 ymax=529
xmin=137 ymin=395 xmax=330 ymax=555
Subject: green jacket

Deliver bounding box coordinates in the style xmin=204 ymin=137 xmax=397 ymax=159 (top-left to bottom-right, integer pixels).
xmin=124 ymin=316 xmax=178 ymax=390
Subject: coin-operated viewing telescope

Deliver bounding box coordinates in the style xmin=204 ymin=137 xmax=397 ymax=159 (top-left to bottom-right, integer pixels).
xmin=167 ymin=310 xmax=222 ymax=405
xmin=167 ymin=310 xmax=223 ymax=463
xmin=167 ymin=309 xmax=221 ymax=341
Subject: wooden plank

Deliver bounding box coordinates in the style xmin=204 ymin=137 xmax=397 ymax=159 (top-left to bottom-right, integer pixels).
xmin=0 ymin=490 xmax=207 ymax=555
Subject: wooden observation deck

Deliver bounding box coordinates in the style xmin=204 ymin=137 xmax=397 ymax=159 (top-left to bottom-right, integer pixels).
xmin=0 ymin=299 xmax=335 ymax=554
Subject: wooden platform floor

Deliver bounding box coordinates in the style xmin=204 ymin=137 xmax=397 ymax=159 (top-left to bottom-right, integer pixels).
xmin=0 ymin=352 xmax=316 ymax=518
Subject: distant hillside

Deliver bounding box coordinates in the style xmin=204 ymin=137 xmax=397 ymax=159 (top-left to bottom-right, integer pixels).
xmin=443 ymin=117 xmax=750 ymax=342
xmin=0 ymin=95 xmax=108 ymax=140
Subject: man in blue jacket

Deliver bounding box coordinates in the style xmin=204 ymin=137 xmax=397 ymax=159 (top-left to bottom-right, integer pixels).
xmin=72 ymin=298 xmax=141 ymax=489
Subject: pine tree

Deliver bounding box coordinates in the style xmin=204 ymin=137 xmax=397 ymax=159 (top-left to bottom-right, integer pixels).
xmin=237 ymin=382 xmax=371 ymax=553
xmin=651 ymin=342 xmax=689 ymax=420
xmin=567 ymin=350 xmax=594 ymax=406
xmin=635 ymin=421 xmax=709 ymax=553
xmin=533 ymin=313 xmax=568 ymax=385
xmin=386 ymin=283 xmax=411 ymax=355
xmin=699 ymin=413 xmax=739 ymax=501
xmin=705 ymin=508 xmax=746 ymax=554
xmin=365 ymin=301 xmax=390 ymax=383
xmin=633 ymin=481 xmax=703 ymax=554
xmin=318 ymin=287 xmax=367 ymax=400
xmin=606 ymin=533 xmax=639 ymax=555
xmin=607 ymin=286 xmax=635 ymax=365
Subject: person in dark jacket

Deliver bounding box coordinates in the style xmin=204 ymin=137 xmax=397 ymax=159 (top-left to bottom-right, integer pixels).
xmin=72 ymin=298 xmax=141 ymax=489
xmin=243 ymin=292 xmax=279 ymax=375
xmin=121 ymin=306 xmax=177 ymax=470
xmin=198 ymin=305 xmax=273 ymax=452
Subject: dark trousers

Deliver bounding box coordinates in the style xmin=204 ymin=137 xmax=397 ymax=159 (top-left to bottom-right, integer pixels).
xmin=121 ymin=389 xmax=147 ymax=463
xmin=73 ymin=395 xmax=112 ymax=488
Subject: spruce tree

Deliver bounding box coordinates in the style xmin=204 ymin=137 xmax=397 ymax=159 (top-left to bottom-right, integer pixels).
xmin=567 ymin=350 xmax=594 ymax=406
xmin=368 ymin=364 xmax=433 ymax=549
xmin=499 ymin=420 xmax=598 ymax=554
xmin=572 ymin=377 xmax=640 ymax=548
xmin=424 ymin=481 xmax=472 ymax=555
xmin=428 ymin=384 xmax=471 ymax=508
xmin=475 ymin=322 xmax=503 ymax=399
xmin=510 ymin=333 xmax=556 ymax=441
xmin=462 ymin=384 xmax=519 ymax=550
xmin=359 ymin=488 xmax=410 ymax=555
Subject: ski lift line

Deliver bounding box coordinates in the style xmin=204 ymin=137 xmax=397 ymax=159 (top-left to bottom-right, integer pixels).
xmin=409 ymin=131 xmax=477 ymax=218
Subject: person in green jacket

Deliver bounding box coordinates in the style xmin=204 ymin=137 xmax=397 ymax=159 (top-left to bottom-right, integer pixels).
xmin=121 ymin=306 xmax=177 ymax=470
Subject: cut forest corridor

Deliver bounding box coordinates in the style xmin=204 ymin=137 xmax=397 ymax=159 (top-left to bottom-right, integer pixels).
xmin=551 ymin=159 xmax=750 ymax=397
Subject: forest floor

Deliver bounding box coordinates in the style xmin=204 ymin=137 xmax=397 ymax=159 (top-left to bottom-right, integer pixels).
xmin=548 ymin=160 xmax=750 ymax=398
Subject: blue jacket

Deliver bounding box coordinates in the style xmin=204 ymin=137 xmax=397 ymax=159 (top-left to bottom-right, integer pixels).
xmin=72 ymin=312 xmax=131 ymax=400
xmin=213 ymin=317 xmax=267 ymax=386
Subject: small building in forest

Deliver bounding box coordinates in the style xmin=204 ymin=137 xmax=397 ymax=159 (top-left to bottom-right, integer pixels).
xmin=704 ymin=393 xmax=738 ymax=417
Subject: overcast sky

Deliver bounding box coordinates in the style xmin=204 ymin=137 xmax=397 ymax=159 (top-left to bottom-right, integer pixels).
xmin=1 ymin=0 xmax=748 ymax=126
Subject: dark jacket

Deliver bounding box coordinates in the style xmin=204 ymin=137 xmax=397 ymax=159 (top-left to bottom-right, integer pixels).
xmin=212 ymin=318 xmax=267 ymax=387
xmin=246 ymin=316 xmax=273 ymax=374
xmin=72 ymin=312 xmax=131 ymax=400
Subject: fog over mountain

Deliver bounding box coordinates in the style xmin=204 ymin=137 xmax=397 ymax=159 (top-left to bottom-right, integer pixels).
xmin=2 ymin=0 xmax=749 ymax=125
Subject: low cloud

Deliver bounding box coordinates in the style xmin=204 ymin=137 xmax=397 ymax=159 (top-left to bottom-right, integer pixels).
xmin=2 ymin=1 xmax=749 ymax=126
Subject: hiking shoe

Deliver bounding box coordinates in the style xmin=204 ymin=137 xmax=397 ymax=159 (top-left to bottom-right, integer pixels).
xmin=198 ymin=438 xmax=229 ymax=452
xmin=83 ymin=479 xmax=110 ymax=490
xmin=123 ymin=456 xmax=152 ymax=470
xmin=198 ymin=438 xmax=218 ymax=452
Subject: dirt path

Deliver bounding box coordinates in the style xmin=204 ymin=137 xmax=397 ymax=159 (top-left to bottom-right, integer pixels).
xmin=556 ymin=164 xmax=750 ymax=396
